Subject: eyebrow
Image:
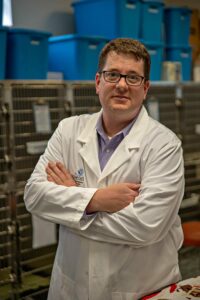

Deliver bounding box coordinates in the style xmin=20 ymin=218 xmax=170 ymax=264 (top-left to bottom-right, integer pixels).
xmin=106 ymin=69 xmax=143 ymax=76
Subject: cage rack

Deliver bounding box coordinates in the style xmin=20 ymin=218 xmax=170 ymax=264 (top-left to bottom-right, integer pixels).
xmin=181 ymin=83 xmax=200 ymax=155
xmin=0 ymin=81 xmax=200 ymax=299
xmin=147 ymin=82 xmax=200 ymax=220
xmin=146 ymin=82 xmax=180 ymax=135
xmin=65 ymin=81 xmax=101 ymax=115
xmin=0 ymin=83 xmax=13 ymax=298
xmin=0 ymin=81 xmax=69 ymax=299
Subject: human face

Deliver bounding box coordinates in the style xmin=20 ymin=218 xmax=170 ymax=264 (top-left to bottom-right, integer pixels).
xmin=96 ymin=51 xmax=150 ymax=121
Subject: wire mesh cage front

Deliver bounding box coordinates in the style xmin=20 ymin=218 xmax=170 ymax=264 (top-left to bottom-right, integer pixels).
xmin=146 ymin=83 xmax=200 ymax=220
xmin=0 ymin=83 xmax=13 ymax=298
xmin=66 ymin=81 xmax=101 ymax=115
xmin=146 ymin=83 xmax=179 ymax=135
xmin=181 ymin=84 xmax=200 ymax=155
xmin=10 ymin=83 xmax=69 ymax=188
xmin=0 ymin=81 xmax=70 ymax=299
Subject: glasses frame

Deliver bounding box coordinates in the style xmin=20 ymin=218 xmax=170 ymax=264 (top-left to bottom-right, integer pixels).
xmin=100 ymin=70 xmax=145 ymax=86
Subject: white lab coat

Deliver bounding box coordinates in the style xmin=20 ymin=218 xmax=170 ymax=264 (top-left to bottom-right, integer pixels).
xmin=24 ymin=106 xmax=184 ymax=300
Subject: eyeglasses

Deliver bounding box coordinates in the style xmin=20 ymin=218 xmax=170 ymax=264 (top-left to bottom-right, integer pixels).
xmin=100 ymin=71 xmax=145 ymax=86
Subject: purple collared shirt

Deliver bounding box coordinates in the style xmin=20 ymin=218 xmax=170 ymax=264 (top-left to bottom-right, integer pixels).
xmin=96 ymin=116 xmax=135 ymax=171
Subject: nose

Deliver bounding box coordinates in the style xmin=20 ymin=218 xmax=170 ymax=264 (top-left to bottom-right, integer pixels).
xmin=116 ymin=76 xmax=128 ymax=89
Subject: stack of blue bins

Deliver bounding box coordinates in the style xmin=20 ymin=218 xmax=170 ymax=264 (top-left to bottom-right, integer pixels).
xmin=0 ymin=27 xmax=7 ymax=79
xmin=48 ymin=0 xmax=165 ymax=81
xmin=164 ymin=7 xmax=192 ymax=81
xmin=140 ymin=0 xmax=164 ymax=80
xmin=48 ymin=0 xmax=142 ymax=80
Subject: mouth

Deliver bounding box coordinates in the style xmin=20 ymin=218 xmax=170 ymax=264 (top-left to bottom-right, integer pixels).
xmin=112 ymin=95 xmax=129 ymax=101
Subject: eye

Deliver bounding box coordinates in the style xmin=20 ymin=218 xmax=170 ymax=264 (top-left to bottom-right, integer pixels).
xmin=107 ymin=71 xmax=119 ymax=79
xmin=128 ymin=74 xmax=139 ymax=81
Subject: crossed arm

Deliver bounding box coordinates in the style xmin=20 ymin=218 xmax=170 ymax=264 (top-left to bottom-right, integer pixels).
xmin=46 ymin=161 xmax=140 ymax=214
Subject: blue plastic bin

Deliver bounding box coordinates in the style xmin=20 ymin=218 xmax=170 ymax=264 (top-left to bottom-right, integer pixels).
xmin=140 ymin=0 xmax=164 ymax=43
xmin=72 ymin=0 xmax=141 ymax=39
xmin=6 ymin=28 xmax=51 ymax=79
xmin=144 ymin=42 xmax=164 ymax=81
xmin=0 ymin=27 xmax=7 ymax=79
xmin=164 ymin=7 xmax=191 ymax=46
xmin=48 ymin=34 xmax=108 ymax=80
xmin=165 ymin=45 xmax=192 ymax=81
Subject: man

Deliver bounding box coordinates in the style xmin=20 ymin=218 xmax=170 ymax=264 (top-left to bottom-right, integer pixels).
xmin=24 ymin=38 xmax=184 ymax=300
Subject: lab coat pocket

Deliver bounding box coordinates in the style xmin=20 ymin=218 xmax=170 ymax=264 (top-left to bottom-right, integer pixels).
xmin=112 ymin=292 xmax=138 ymax=300
xmin=48 ymin=262 xmax=75 ymax=300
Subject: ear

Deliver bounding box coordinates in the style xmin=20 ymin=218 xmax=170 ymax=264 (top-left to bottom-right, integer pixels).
xmin=143 ymin=80 xmax=150 ymax=100
xmin=95 ymin=72 xmax=101 ymax=94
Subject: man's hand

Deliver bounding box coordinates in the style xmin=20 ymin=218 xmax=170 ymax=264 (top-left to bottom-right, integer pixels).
xmin=86 ymin=183 xmax=140 ymax=213
xmin=46 ymin=162 xmax=140 ymax=213
xmin=46 ymin=162 xmax=77 ymax=186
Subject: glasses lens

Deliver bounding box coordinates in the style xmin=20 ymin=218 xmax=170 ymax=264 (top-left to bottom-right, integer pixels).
xmin=127 ymin=74 xmax=142 ymax=86
xmin=104 ymin=71 xmax=120 ymax=82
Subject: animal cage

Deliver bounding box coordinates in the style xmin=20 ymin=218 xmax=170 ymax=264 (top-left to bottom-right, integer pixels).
xmin=179 ymin=84 xmax=200 ymax=220
xmin=146 ymin=82 xmax=180 ymax=135
xmin=0 ymin=81 xmax=69 ymax=299
xmin=182 ymin=156 xmax=200 ymax=221
xmin=66 ymin=81 xmax=101 ymax=115
xmin=180 ymin=83 xmax=200 ymax=155
xmin=146 ymin=83 xmax=200 ymax=220
xmin=10 ymin=82 xmax=69 ymax=188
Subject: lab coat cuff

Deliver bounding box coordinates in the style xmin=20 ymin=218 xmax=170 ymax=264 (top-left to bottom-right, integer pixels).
xmin=75 ymin=188 xmax=98 ymax=230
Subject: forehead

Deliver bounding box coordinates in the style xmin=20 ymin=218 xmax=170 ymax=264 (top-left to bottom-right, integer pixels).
xmin=103 ymin=51 xmax=144 ymax=74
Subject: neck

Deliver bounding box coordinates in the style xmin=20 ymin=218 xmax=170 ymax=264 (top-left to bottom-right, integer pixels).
xmin=102 ymin=115 xmax=132 ymax=137
xmin=102 ymin=107 xmax=142 ymax=137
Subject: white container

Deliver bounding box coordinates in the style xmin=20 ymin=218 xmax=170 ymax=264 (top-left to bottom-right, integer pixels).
xmin=162 ymin=61 xmax=182 ymax=81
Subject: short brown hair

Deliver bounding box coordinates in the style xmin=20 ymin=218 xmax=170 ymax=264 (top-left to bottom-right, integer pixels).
xmin=98 ymin=38 xmax=151 ymax=81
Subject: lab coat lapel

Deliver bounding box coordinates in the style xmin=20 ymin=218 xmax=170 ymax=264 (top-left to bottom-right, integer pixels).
xmin=100 ymin=142 xmax=132 ymax=180
xmin=100 ymin=106 xmax=150 ymax=180
xmin=77 ymin=112 xmax=101 ymax=179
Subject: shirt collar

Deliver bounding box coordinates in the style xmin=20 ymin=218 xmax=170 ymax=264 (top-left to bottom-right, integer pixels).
xmin=96 ymin=113 xmax=137 ymax=141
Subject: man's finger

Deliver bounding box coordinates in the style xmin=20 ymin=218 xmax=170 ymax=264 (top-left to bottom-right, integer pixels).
xmin=126 ymin=183 xmax=141 ymax=190
xmin=56 ymin=162 xmax=75 ymax=181
xmin=48 ymin=162 xmax=66 ymax=181
xmin=46 ymin=166 xmax=62 ymax=185
xmin=56 ymin=162 xmax=72 ymax=177
xmin=47 ymin=175 xmax=54 ymax=182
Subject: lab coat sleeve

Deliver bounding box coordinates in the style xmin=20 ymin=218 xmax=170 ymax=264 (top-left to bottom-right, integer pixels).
xmin=24 ymin=119 xmax=97 ymax=230
xmin=89 ymin=136 xmax=184 ymax=247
